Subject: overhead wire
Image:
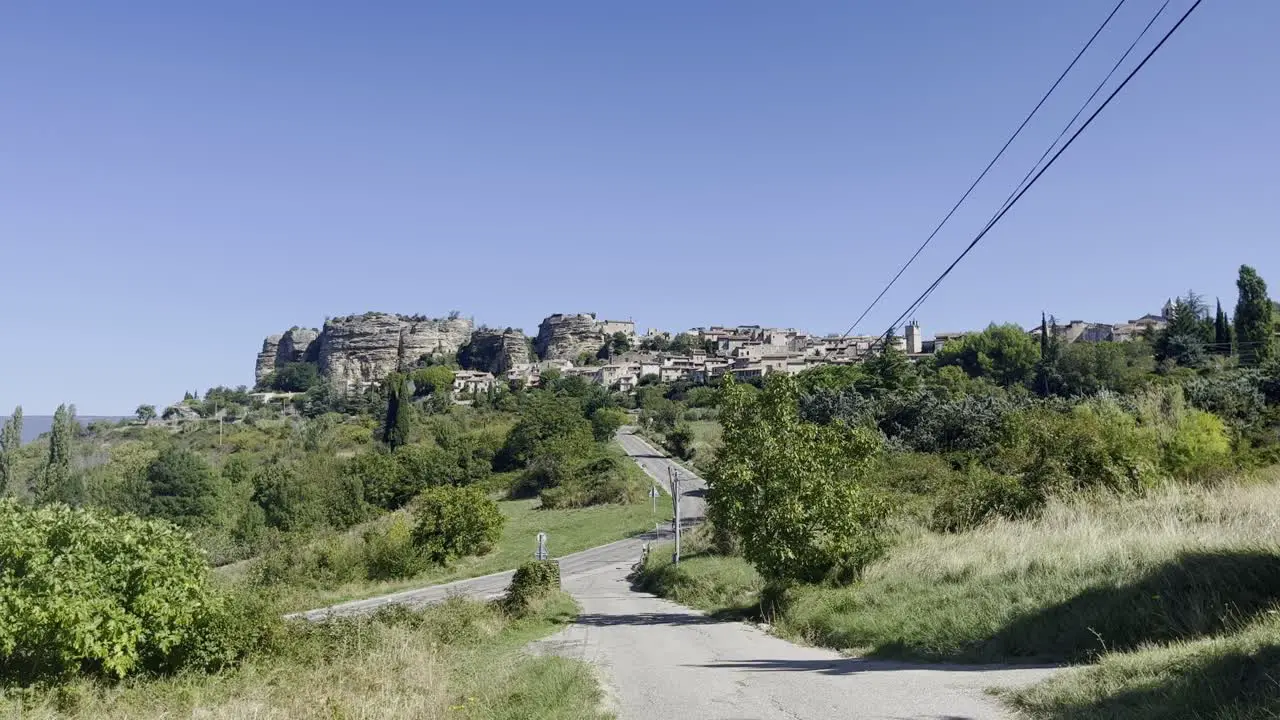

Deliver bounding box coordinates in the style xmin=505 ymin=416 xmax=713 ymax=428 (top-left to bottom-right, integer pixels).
xmin=838 ymin=0 xmax=1130 ymax=340
xmin=866 ymin=0 xmax=1204 ymax=354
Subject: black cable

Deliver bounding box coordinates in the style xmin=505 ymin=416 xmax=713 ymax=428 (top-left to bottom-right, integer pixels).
xmin=839 ymin=0 xmax=1129 ymax=340
xmin=871 ymin=0 xmax=1203 ymax=351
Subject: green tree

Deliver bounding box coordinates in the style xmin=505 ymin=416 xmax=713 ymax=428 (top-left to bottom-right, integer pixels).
xmin=144 ymin=447 xmax=217 ymax=527
xmin=861 ymin=342 xmax=917 ymax=393
xmin=610 ymin=332 xmax=632 ymax=356
xmin=269 ymin=362 xmax=322 ymax=392
xmin=499 ymin=391 xmax=595 ymax=469
xmin=668 ymin=333 xmax=699 ymax=355
xmin=709 ymin=375 xmax=887 ymax=586
xmin=1235 ymin=265 xmax=1275 ymax=366
xmin=666 ymin=423 xmax=694 ymax=459
xmin=412 ymin=485 xmax=504 ymax=565
xmin=935 ymin=323 xmax=1040 ymax=387
xmin=35 ymin=404 xmax=81 ymax=506
xmin=381 ymin=374 xmax=413 ymax=450
xmin=0 ymin=406 xmax=21 ymax=496
xmin=135 ymin=404 xmax=157 ymax=425
xmin=410 ymin=365 xmax=456 ymax=398
xmin=590 ymin=406 xmax=629 ymax=442
xmin=1052 ymin=341 xmax=1155 ymax=396
xmin=1213 ymin=299 xmax=1233 ymax=355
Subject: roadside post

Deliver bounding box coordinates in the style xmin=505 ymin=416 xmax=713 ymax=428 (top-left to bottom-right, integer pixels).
xmin=668 ymin=467 xmax=681 ymax=566
xmin=535 ymin=531 xmax=548 ymax=561
xmin=648 ymin=485 xmax=660 ymax=515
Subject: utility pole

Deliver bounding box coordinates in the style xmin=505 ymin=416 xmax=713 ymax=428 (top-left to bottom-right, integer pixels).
xmin=669 ymin=466 xmax=681 ymax=566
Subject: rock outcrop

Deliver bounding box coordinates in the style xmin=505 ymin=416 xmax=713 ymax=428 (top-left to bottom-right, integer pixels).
xmin=534 ymin=313 xmax=607 ymax=361
xmin=254 ymin=328 xmax=321 ymax=385
xmin=255 ymin=313 xmax=473 ymax=392
xmin=458 ymin=328 xmax=532 ymax=374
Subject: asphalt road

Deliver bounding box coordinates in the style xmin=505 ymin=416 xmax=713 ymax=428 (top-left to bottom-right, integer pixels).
xmin=293 ymin=429 xmax=701 ymax=621
xmin=533 ymin=559 xmax=1057 ymax=720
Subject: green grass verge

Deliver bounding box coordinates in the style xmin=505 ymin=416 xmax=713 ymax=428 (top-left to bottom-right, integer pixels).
xmin=632 ymin=548 xmax=763 ymax=620
xmin=282 ymin=494 xmax=672 ymax=612
xmin=1003 ymin=612 xmax=1280 ymax=720
xmin=0 ymin=593 xmax=608 ymax=720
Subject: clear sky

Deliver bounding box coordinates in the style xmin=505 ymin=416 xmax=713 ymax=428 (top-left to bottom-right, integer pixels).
xmin=2 ymin=1 xmax=1277 ymax=415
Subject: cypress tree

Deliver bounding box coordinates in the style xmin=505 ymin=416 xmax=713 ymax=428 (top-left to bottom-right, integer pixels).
xmin=382 ymin=375 xmax=413 ymax=450
xmin=36 ymin=404 xmax=81 ymax=505
xmin=0 ymin=406 xmax=22 ymax=496
xmin=1213 ymin=299 xmax=1233 ymax=355
xmin=1234 ymin=265 xmax=1275 ymax=366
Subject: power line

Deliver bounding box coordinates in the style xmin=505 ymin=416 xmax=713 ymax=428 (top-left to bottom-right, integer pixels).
xmin=887 ymin=0 xmax=1173 ymax=337
xmin=840 ymin=0 xmax=1129 ymax=340
xmin=872 ymin=0 xmax=1203 ymax=351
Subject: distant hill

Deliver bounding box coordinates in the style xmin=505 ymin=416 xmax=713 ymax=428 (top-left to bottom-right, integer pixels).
xmin=15 ymin=416 xmax=126 ymax=445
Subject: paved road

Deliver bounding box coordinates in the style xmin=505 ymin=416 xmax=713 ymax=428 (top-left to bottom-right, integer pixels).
xmin=615 ymin=428 xmax=707 ymax=521
xmin=294 ymin=429 xmax=701 ymax=621
xmin=533 ymin=560 xmax=1058 ymax=720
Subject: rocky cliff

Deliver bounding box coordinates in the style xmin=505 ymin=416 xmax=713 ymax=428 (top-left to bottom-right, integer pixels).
xmin=534 ymin=313 xmax=607 ymax=361
xmin=458 ymin=328 xmax=532 ymax=374
xmin=254 ymin=327 xmax=321 ymax=384
xmin=255 ymin=313 xmax=473 ymax=391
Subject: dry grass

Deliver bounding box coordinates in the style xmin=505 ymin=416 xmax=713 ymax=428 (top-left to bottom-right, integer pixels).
xmin=1 ymin=595 xmax=609 ymax=720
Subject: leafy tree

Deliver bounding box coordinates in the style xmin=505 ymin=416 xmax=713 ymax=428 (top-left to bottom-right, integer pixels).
xmin=35 ymin=404 xmax=80 ymax=506
xmin=412 ymin=485 xmax=504 ymax=565
xmin=710 ymin=375 xmax=886 ymax=585
xmin=1213 ymin=299 xmax=1233 ymax=355
xmin=590 ymin=406 xmax=629 ymax=442
xmin=381 ymin=374 xmax=413 ymax=450
xmin=499 ymin=391 xmax=595 ymax=469
xmin=666 ymin=423 xmax=694 ymax=459
xmin=1051 ymin=341 xmax=1155 ymax=396
xmin=1235 ymin=265 xmax=1275 ymax=366
xmin=861 ymin=342 xmax=917 ymax=393
xmin=795 ymin=364 xmax=865 ymax=394
xmin=610 ymin=332 xmax=632 ymax=356
xmin=935 ymin=323 xmax=1040 ymax=387
xmin=268 ymin=362 xmax=322 ymax=392
xmin=144 ymin=447 xmax=217 ymax=527
xmin=344 ymin=450 xmax=412 ymax=510
xmin=251 ymin=462 xmax=323 ymax=531
xmin=639 ymin=334 xmax=670 ymax=352
xmin=410 ymin=365 xmax=456 ymax=398
xmin=0 ymin=406 xmax=21 ymax=496
xmin=135 ymin=404 xmax=157 ymax=425
xmin=668 ymin=333 xmax=699 ymax=355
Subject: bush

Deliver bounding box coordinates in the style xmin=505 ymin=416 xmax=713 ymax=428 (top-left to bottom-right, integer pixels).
xmin=412 ymin=485 xmax=504 ymax=565
xmin=538 ymin=455 xmax=646 ymax=509
xmin=502 ymin=560 xmax=561 ymax=615
xmin=346 ymin=450 xmax=413 ymax=510
xmin=144 ymin=446 xmax=218 ymax=527
xmin=1164 ymin=410 xmax=1233 ymax=480
xmin=361 ymin=514 xmax=430 ymax=581
xmin=590 ymin=406 xmax=628 ymax=442
xmin=0 ymin=501 xmax=274 ymax=682
xmin=249 ymin=533 xmax=365 ymax=589
xmin=929 ymin=465 xmax=1040 ymax=532
xmin=269 ymin=362 xmax=322 ymax=393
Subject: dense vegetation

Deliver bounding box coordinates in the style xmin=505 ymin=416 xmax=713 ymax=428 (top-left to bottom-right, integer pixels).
xmin=0 ymin=344 xmax=654 ymax=708
xmin=636 ymin=265 xmax=1280 ymax=719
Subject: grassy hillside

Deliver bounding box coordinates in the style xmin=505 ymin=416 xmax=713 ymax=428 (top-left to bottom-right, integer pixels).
xmin=636 ymin=469 xmax=1280 ymax=718
xmin=1 ymin=594 xmax=607 ymax=720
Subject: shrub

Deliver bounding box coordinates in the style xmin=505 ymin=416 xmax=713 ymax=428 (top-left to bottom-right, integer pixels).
xmin=539 ymin=455 xmax=646 ymax=509
xmin=0 ymin=501 xmax=273 ymax=682
xmin=347 ymin=450 xmax=413 ymax=510
xmin=502 ymin=560 xmax=561 ymax=616
xmin=1164 ymin=410 xmax=1233 ymax=481
xmin=412 ymin=485 xmax=504 ymax=565
xmin=930 ymin=465 xmax=1040 ymax=532
xmin=361 ymin=514 xmax=430 ymax=581
xmin=248 ymin=533 xmax=364 ymax=589
xmin=590 ymin=406 xmax=628 ymax=442
xmin=665 ymin=423 xmax=695 ymax=459
xmin=270 ymin=362 xmax=322 ymax=393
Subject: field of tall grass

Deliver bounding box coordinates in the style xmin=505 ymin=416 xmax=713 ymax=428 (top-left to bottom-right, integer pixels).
xmin=636 ymin=468 xmax=1280 ymax=718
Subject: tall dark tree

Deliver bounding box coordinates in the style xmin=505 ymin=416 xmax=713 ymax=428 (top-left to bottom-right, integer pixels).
xmin=1213 ymin=299 xmax=1233 ymax=355
xmin=145 ymin=447 xmax=218 ymax=526
xmin=0 ymin=406 xmax=21 ymax=496
xmin=35 ymin=404 xmax=80 ymax=505
xmin=382 ymin=374 xmax=413 ymax=450
xmin=1235 ymin=265 xmax=1275 ymax=366
xmin=1155 ymin=293 xmax=1212 ymax=368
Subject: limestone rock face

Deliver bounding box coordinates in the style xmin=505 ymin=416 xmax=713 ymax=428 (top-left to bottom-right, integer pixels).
xmin=535 ymin=313 xmax=606 ymax=361
xmin=459 ymin=328 xmax=532 ymax=374
xmin=254 ymin=313 xmax=475 ymax=392
xmin=277 ymin=328 xmax=320 ymax=366
xmin=316 ymin=313 xmax=474 ymax=391
xmin=255 ymin=334 xmax=284 ymax=385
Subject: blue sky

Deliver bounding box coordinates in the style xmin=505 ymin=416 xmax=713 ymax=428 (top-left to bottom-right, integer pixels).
xmin=2 ymin=1 xmax=1277 ymax=414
